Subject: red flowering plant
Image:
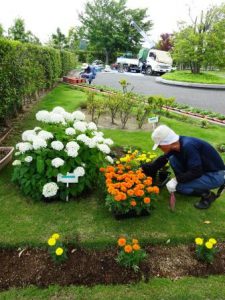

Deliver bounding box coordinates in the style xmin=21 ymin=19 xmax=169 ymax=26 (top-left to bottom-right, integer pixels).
xmin=100 ymin=163 xmax=160 ymax=215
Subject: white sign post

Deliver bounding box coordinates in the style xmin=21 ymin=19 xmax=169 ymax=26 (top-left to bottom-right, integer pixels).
xmin=57 ymin=173 xmax=78 ymax=202
xmin=148 ymin=116 xmax=159 ymax=130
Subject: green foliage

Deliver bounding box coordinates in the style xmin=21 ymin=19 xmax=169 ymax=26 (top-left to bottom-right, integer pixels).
xmin=135 ymin=95 xmax=153 ymax=129
xmin=86 ymin=91 xmax=107 ymax=123
xmin=195 ymin=237 xmax=218 ymax=263
xmin=172 ymin=4 xmax=225 ymax=72
xmin=47 ymin=233 xmax=67 ymax=264
xmin=8 ymin=18 xmax=40 ymax=44
xmin=119 ymin=92 xmax=136 ymax=129
xmin=79 ymin=0 xmax=153 ymax=63
xmin=116 ymin=237 xmax=147 ymax=272
xmin=162 ymin=71 xmax=225 ymax=84
xmin=0 ymin=38 xmax=77 ymax=124
xmin=105 ymin=93 xmax=123 ymax=124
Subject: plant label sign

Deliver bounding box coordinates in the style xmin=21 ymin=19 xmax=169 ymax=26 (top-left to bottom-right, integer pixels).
xmin=148 ymin=116 xmax=159 ymax=124
xmin=57 ymin=173 xmax=78 ymax=183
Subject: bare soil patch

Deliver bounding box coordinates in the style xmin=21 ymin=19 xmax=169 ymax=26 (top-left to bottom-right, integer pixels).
xmin=1 ymin=244 xmax=225 ymax=291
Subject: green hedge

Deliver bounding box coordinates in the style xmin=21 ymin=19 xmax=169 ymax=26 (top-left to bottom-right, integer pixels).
xmin=0 ymin=38 xmax=77 ymax=124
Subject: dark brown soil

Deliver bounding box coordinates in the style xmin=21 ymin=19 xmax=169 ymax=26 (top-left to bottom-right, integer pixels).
xmin=0 ymin=148 xmax=11 ymax=160
xmin=1 ymin=244 xmax=225 ymax=291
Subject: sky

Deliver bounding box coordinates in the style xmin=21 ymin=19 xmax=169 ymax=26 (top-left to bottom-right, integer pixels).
xmin=0 ymin=0 xmax=224 ymax=43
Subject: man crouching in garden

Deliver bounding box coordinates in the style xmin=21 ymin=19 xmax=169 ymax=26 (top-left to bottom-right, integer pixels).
xmin=141 ymin=125 xmax=225 ymax=209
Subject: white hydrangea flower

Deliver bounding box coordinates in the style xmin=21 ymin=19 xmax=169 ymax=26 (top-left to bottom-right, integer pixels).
xmin=66 ymin=148 xmax=78 ymax=157
xmin=65 ymin=127 xmax=76 ymax=135
xmin=63 ymin=112 xmax=74 ymax=122
xmin=15 ymin=152 xmax=21 ymax=156
xmin=38 ymin=130 xmax=54 ymax=140
xmin=16 ymin=142 xmax=33 ymax=153
xmin=36 ymin=110 xmax=50 ymax=123
xmin=74 ymin=166 xmax=85 ymax=177
xmin=12 ymin=160 xmax=21 ymax=166
xmin=92 ymin=135 xmax=104 ymax=143
xmin=105 ymin=155 xmax=114 ymax=164
xmin=87 ymin=122 xmax=97 ymax=131
xmin=93 ymin=131 xmax=104 ymax=137
xmin=51 ymin=158 xmax=65 ymax=168
xmin=22 ymin=130 xmax=36 ymax=142
xmin=32 ymin=137 xmax=47 ymax=150
xmin=104 ymin=138 xmax=114 ymax=145
xmin=52 ymin=106 xmax=65 ymax=114
xmin=51 ymin=141 xmax=64 ymax=151
xmin=88 ymin=139 xmax=97 ymax=148
xmin=97 ymin=143 xmax=110 ymax=154
xmin=34 ymin=127 xmax=41 ymax=132
xmin=73 ymin=121 xmax=87 ymax=132
xmin=49 ymin=112 xmax=65 ymax=124
xmin=76 ymin=134 xmax=90 ymax=145
xmin=42 ymin=182 xmax=59 ymax=198
xmin=24 ymin=156 xmax=33 ymax=163
xmin=72 ymin=110 xmax=85 ymax=121
xmin=66 ymin=141 xmax=80 ymax=151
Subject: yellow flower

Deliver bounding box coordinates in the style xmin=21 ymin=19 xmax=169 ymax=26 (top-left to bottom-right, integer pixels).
xmin=55 ymin=247 xmax=64 ymax=256
xmin=132 ymin=239 xmax=139 ymax=244
xmin=205 ymin=241 xmax=213 ymax=249
xmin=116 ymin=161 xmax=120 ymax=164
xmin=209 ymin=238 xmax=217 ymax=245
xmin=195 ymin=237 xmax=204 ymax=245
xmin=52 ymin=233 xmax=60 ymax=240
xmin=48 ymin=237 xmax=56 ymax=246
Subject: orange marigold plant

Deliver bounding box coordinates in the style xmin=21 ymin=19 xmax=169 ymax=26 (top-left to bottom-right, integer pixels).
xmin=101 ymin=162 xmax=160 ymax=215
xmin=116 ymin=236 xmax=147 ymax=272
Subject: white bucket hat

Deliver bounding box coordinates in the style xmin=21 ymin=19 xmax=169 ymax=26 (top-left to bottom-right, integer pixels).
xmin=151 ymin=125 xmax=179 ymax=150
xmin=81 ymin=63 xmax=89 ymax=69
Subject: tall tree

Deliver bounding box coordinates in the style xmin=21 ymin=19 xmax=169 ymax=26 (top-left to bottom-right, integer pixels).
xmin=8 ymin=18 xmax=40 ymax=44
xmin=156 ymin=33 xmax=173 ymax=51
xmin=49 ymin=27 xmax=68 ymax=50
xmin=172 ymin=4 xmax=225 ymax=73
xmin=79 ymin=0 xmax=153 ymax=64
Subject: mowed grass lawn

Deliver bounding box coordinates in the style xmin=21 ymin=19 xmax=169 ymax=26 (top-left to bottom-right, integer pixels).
xmin=162 ymin=70 xmax=225 ymax=84
xmin=0 ymin=84 xmax=225 ymax=247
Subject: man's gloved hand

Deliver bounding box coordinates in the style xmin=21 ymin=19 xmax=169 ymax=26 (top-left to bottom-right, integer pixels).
xmin=166 ymin=178 xmax=178 ymax=193
xmin=141 ymin=155 xmax=168 ymax=178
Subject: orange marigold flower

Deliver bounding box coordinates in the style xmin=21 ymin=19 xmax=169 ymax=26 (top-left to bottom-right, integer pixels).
xmin=135 ymin=190 xmax=144 ymax=197
xmin=153 ymin=186 xmax=159 ymax=194
xmin=144 ymin=180 xmax=152 ymax=186
xmin=120 ymin=186 xmax=127 ymax=192
xmin=106 ymin=166 xmax=115 ymax=173
xmin=144 ymin=197 xmax=151 ymax=204
xmin=147 ymin=187 xmax=154 ymax=193
xmin=99 ymin=167 xmax=105 ymax=172
xmin=118 ymin=238 xmax=126 ymax=247
xmin=120 ymin=193 xmax=127 ymax=201
xmin=130 ymin=200 xmax=137 ymax=206
xmin=118 ymin=170 xmax=123 ymax=174
xmin=124 ymin=244 xmax=133 ymax=253
xmin=133 ymin=243 xmax=140 ymax=251
xmin=127 ymin=189 xmax=134 ymax=196
xmin=132 ymin=239 xmax=139 ymax=244
xmin=115 ymin=195 xmax=121 ymax=201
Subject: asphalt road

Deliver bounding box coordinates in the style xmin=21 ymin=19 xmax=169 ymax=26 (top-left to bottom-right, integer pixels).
xmin=94 ymin=71 xmax=225 ymax=114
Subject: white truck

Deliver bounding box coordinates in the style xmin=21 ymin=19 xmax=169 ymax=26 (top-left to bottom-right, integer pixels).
xmin=116 ymin=55 xmax=140 ymax=72
xmin=116 ymin=21 xmax=173 ymax=75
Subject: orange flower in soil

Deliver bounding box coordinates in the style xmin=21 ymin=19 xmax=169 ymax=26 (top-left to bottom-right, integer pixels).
xmin=130 ymin=200 xmax=137 ymax=206
xmin=124 ymin=244 xmax=133 ymax=253
xmin=132 ymin=239 xmax=139 ymax=244
xmin=144 ymin=180 xmax=152 ymax=186
xmin=118 ymin=238 xmax=126 ymax=247
xmin=144 ymin=197 xmax=151 ymax=204
xmin=133 ymin=243 xmax=140 ymax=251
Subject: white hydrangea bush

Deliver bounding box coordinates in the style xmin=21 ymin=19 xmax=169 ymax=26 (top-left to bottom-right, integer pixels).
xmin=12 ymin=106 xmax=114 ymax=201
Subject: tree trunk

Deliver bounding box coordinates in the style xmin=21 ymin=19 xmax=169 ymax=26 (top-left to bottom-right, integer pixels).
xmin=191 ymin=62 xmax=201 ymax=74
xmin=105 ymin=50 xmax=109 ymax=65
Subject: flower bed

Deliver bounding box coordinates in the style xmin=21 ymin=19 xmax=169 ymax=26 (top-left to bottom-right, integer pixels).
xmin=11 ymin=107 xmax=114 ymax=201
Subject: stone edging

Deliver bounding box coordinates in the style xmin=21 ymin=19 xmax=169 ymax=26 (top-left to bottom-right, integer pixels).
xmin=156 ymin=77 xmax=225 ymax=90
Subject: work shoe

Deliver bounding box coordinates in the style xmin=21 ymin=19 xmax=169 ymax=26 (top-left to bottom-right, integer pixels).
xmin=194 ymin=191 xmax=217 ymax=209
